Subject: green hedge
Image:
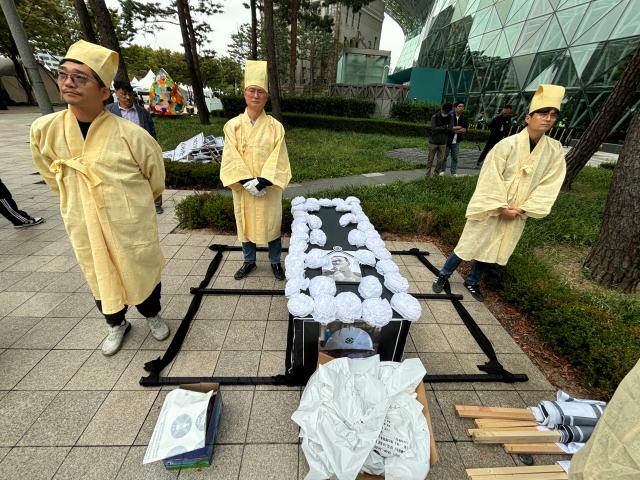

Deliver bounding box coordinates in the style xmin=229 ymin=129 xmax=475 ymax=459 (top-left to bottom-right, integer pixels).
xmin=164 ymin=160 xmax=221 ymax=189
xmin=221 ymin=95 xmax=375 ymax=118
xmin=390 ymin=100 xmax=442 ymax=123
xmin=175 ymin=169 xmax=639 ymax=396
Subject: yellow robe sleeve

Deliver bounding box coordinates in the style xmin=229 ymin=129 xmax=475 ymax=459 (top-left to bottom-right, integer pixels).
xmin=220 ymin=117 xmax=254 ymax=192
xmin=127 ymin=130 xmax=165 ymax=200
xmin=465 ymin=139 xmax=511 ymax=221
xmin=259 ymin=120 xmax=291 ymax=189
xmin=519 ymin=142 xmax=566 ymax=219
xmin=30 ymin=119 xmax=59 ymax=192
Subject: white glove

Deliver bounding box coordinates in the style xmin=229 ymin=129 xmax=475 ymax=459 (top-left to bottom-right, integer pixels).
xmin=243 ymin=178 xmax=265 ymax=197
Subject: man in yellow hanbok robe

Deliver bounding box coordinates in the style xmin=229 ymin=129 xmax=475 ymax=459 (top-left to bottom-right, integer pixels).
xmin=30 ymin=41 xmax=169 ymax=356
xmin=432 ymin=85 xmax=566 ymax=302
xmin=220 ymin=60 xmax=292 ymax=281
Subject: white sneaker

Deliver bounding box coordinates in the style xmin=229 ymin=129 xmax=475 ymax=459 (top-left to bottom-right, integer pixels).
xmin=101 ymin=321 xmax=131 ymax=356
xmin=147 ymin=314 xmax=170 ymax=341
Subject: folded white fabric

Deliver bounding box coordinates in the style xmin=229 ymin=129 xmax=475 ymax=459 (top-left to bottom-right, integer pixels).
xmin=348 ymin=229 xmax=367 ymax=247
xmin=305 ymin=249 xmax=329 ymax=269
xmin=291 ymin=230 xmax=309 ymax=243
xmin=307 ymin=214 xmax=322 ymax=230
xmin=305 ymin=198 xmax=321 ymax=212
xmin=288 ymin=292 xmax=314 ymax=317
xmin=335 ymin=199 xmax=352 ymax=212
xmin=366 ymin=237 xmax=386 ymax=250
xmin=319 ymin=198 xmax=332 ymax=207
xmin=309 ymin=229 xmax=327 ymax=246
xmin=357 ymin=220 xmax=375 ymax=232
xmin=371 ymin=246 xmax=392 ymax=260
xmin=285 ymin=276 xmax=310 ymax=297
xmin=291 ymin=203 xmax=307 ymax=213
xmin=291 ymin=223 xmax=310 ymax=236
xmin=339 ymin=213 xmax=357 ymax=227
xmin=309 ymin=275 xmax=337 ymax=298
xmin=334 ymin=292 xmax=362 ymax=323
xmin=313 ymin=294 xmax=337 ymax=325
xmin=353 ymin=249 xmax=377 ymax=266
xmin=362 ymin=298 xmax=394 ymax=327
xmin=291 ymin=196 xmax=306 ymax=207
xmin=359 ymin=275 xmax=383 ymax=299
xmin=354 ymin=212 xmax=369 ymax=223
xmin=345 ymin=196 xmax=361 ymax=205
xmin=292 ymin=210 xmax=309 ymax=220
xmin=390 ymin=293 xmax=422 ymax=321
xmin=284 ymin=254 xmax=305 ymax=272
xmin=530 ymin=390 xmax=607 ymax=427
xmin=384 ymin=272 xmax=410 ymax=294
xmin=376 ymin=259 xmax=400 ymax=276
xmin=285 ymin=263 xmax=305 ymax=280
xmin=288 ymin=239 xmax=308 ymax=255
xmin=365 ymin=229 xmax=381 ymax=241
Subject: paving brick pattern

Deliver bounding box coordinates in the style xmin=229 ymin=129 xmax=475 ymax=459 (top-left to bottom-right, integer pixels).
xmin=0 ymin=107 xmax=570 ymax=479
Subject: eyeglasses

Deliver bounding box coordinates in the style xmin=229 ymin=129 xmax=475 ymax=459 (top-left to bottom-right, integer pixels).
xmin=533 ymin=111 xmax=558 ymax=119
xmin=246 ymin=88 xmax=267 ymax=96
xmin=56 ymin=71 xmax=96 ymax=86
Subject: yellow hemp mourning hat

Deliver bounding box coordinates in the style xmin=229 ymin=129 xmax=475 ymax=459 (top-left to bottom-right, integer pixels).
xmin=61 ymin=40 xmax=119 ymax=86
xmin=529 ymin=84 xmax=565 ymax=113
xmin=244 ymin=60 xmax=268 ymax=92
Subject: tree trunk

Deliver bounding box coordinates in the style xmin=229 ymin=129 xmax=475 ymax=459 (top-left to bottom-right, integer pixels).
xmin=583 ymin=106 xmax=640 ymax=293
xmin=263 ymin=0 xmax=282 ymax=122
xmin=86 ymin=0 xmax=128 ymax=83
xmin=175 ymin=0 xmax=209 ymax=124
xmin=288 ymin=0 xmax=297 ymax=94
xmin=562 ymin=46 xmax=640 ymax=191
xmin=73 ymin=0 xmax=97 ymax=43
xmin=250 ymin=0 xmax=258 ymax=60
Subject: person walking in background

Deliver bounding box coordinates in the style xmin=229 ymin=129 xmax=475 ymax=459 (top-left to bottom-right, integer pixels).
xmin=0 ymin=178 xmax=44 ymax=228
xmin=476 ymin=104 xmax=512 ymax=168
xmin=106 ymin=81 xmax=164 ymax=214
xmin=30 ymin=40 xmax=169 ymax=356
xmin=440 ymin=101 xmax=468 ymax=176
xmin=426 ymin=103 xmax=453 ymax=176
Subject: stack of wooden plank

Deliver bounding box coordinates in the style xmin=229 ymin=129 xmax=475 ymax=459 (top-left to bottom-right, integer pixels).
xmin=456 ymin=405 xmax=564 ymax=454
xmin=465 ymin=464 xmax=568 ymax=480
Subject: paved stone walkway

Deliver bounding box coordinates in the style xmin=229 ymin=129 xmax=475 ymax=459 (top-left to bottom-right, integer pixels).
xmin=0 ymin=107 xmax=570 ymax=479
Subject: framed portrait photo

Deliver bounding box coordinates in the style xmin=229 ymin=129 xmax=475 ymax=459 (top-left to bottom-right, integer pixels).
xmin=321 ymin=251 xmax=362 ymax=283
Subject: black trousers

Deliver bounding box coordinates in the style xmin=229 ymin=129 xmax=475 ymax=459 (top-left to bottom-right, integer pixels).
xmin=477 ymin=137 xmax=501 ymax=165
xmin=0 ymin=179 xmax=34 ymax=226
xmin=95 ymin=283 xmax=162 ymax=326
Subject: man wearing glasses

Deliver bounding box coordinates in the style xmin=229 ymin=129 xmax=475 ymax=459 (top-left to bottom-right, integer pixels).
xmin=220 ymin=60 xmax=292 ymax=281
xmin=433 ymin=84 xmax=566 ymax=302
xmin=30 ymin=41 xmax=169 ymax=356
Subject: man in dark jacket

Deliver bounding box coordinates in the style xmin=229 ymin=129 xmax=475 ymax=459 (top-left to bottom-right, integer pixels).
xmin=440 ymin=101 xmax=468 ymax=175
xmin=106 ymin=81 xmax=163 ymax=214
xmin=426 ymin=103 xmax=453 ymax=176
xmin=476 ymin=104 xmax=512 ymax=167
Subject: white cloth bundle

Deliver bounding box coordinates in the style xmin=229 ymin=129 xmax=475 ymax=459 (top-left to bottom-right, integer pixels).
xmin=390 ymin=293 xmax=422 ymax=321
xmin=366 ymin=237 xmax=386 ymax=250
xmin=357 ymin=220 xmax=375 ymax=232
xmin=365 ymin=229 xmax=381 ymax=241
xmin=291 ymin=223 xmax=310 ymax=236
xmin=291 ymin=230 xmax=309 ymax=243
xmin=288 ymin=239 xmax=308 ymax=255
xmin=353 ymin=249 xmax=377 ymax=266
xmin=292 ymin=203 xmax=307 ymax=213
xmin=284 ymin=255 xmax=305 ymax=273
xmin=371 ymin=247 xmax=392 ymax=260
xmin=359 ymin=275 xmax=383 ymax=299
xmin=345 ymin=196 xmax=361 ymax=205
xmin=354 ymin=212 xmax=369 ymax=223
xmin=313 ymin=294 xmax=337 ymax=325
xmin=309 ymin=229 xmax=327 ymax=246
xmin=285 ymin=276 xmax=310 ymax=297
xmin=305 ymin=249 xmax=329 ymax=269
xmin=291 ymin=196 xmax=306 ymax=206
xmin=334 ymin=292 xmax=362 ymax=323
xmin=384 ymin=272 xmax=410 ymax=294
xmin=376 ymin=259 xmax=400 ymax=276
xmin=285 ymin=263 xmax=305 ymax=280
xmin=339 ymin=213 xmax=357 ymax=227
xmin=362 ymin=298 xmax=393 ymax=327
xmin=348 ymin=229 xmax=367 ymax=247
xmin=335 ymin=199 xmax=352 ymax=212
xmin=319 ymin=198 xmax=332 ymax=207
xmin=288 ymin=292 xmax=314 ymax=317
xmin=307 ymin=214 xmax=322 ymax=229
xmin=292 ymin=210 xmax=309 ymax=220
xmin=305 ymin=198 xmax=321 ymax=212
xmin=309 ymin=275 xmax=337 ymax=298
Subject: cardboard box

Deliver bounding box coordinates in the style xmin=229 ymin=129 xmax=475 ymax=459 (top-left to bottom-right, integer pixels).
xmin=316 ymin=353 xmax=438 ymax=478
xmin=163 ymin=383 xmax=223 ymax=470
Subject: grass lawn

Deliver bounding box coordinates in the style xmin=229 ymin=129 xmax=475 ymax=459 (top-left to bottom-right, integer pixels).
xmin=155 ymin=115 xmax=477 ymax=183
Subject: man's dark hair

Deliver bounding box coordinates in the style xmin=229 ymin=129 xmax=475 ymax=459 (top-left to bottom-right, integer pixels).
xmin=441 ymin=103 xmax=453 ymax=112
xmin=113 ymin=80 xmax=134 ymax=92
xmin=503 ymin=104 xmax=512 ymax=109
xmin=529 ymin=107 xmax=560 ymax=115
xmin=454 ymin=101 xmax=464 ymax=108
xmin=58 ymin=59 xmax=105 ymax=87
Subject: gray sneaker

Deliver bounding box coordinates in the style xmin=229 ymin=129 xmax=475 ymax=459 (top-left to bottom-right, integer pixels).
xmin=432 ymin=275 xmax=447 ymax=293
xmin=147 ymin=314 xmax=170 ymax=341
xmin=101 ymin=321 xmax=131 ymax=356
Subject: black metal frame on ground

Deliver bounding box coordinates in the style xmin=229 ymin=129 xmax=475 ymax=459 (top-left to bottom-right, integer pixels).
xmin=139 ymin=244 xmax=528 ymax=387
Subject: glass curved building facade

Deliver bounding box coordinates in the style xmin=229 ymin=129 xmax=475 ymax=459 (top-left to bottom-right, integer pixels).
xmin=387 ymin=0 xmax=640 ymax=132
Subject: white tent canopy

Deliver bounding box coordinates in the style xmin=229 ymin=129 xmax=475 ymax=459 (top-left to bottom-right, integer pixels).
xmin=133 ymin=69 xmax=155 ymax=92
xmin=0 ymin=57 xmax=61 ymax=105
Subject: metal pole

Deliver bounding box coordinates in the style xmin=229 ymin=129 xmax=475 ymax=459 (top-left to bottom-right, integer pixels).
xmin=0 ymin=0 xmax=53 ymax=114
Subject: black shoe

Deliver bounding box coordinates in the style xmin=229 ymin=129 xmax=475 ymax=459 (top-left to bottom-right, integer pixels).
xmin=271 ymin=263 xmax=285 ymax=280
xmin=464 ymin=282 xmax=484 ymax=302
xmin=432 ymin=275 xmax=447 ymax=293
xmin=234 ymin=262 xmax=256 ymax=280
xmin=155 ymin=206 xmax=164 ymax=214
xmin=14 ymin=217 xmax=44 ymax=229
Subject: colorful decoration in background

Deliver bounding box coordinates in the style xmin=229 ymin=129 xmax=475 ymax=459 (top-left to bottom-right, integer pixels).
xmin=149 ymin=69 xmax=184 ymax=116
